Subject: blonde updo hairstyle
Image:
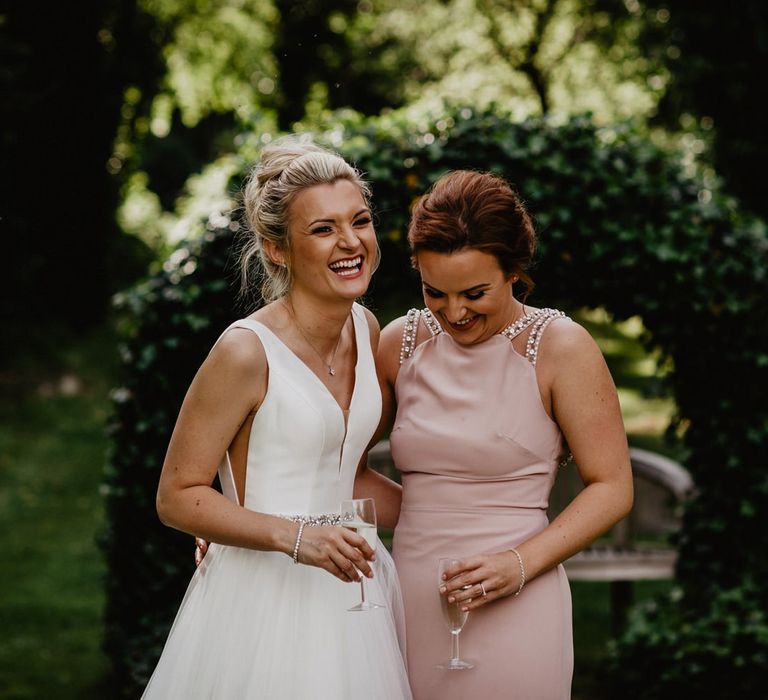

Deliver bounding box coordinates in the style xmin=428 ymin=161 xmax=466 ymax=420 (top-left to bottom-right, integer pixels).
xmin=240 ymin=138 xmax=374 ymax=302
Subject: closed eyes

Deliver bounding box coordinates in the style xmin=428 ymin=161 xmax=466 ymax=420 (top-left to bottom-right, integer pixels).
xmin=424 ymin=287 xmax=486 ymax=300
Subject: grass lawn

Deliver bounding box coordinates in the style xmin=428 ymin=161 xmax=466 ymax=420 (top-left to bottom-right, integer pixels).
xmin=0 ymin=309 xmax=683 ymax=699
xmin=0 ymin=328 xmax=116 ymax=700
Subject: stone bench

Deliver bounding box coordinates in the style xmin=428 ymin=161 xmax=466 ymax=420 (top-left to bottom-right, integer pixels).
xmin=549 ymin=446 xmax=694 ymax=631
xmin=368 ymin=441 xmax=694 ymax=633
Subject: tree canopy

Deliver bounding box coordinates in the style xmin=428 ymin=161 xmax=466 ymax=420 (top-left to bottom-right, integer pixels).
xmin=3 ymin=1 xmax=766 ymax=345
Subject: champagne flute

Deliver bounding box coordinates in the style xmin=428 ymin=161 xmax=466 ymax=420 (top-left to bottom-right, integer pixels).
xmin=437 ymin=558 xmax=474 ymax=669
xmin=340 ymin=498 xmax=384 ymax=611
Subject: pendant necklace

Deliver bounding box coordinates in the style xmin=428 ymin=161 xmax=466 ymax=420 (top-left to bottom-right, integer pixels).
xmin=283 ymin=300 xmax=346 ymax=376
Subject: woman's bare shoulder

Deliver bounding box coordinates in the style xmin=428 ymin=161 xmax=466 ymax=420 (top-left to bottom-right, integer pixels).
xmin=205 ymin=325 xmax=269 ymax=382
xmin=544 ymin=316 xmax=601 ymax=356
xmin=380 ymin=312 xmax=423 ymax=357
xmin=538 ymin=316 xmax=611 ymax=387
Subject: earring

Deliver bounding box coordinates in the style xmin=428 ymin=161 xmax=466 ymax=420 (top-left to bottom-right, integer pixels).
xmin=512 ymin=275 xmax=519 ymax=283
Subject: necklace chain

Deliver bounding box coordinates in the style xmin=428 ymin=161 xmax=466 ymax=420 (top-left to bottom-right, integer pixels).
xmin=283 ymin=300 xmax=345 ymax=376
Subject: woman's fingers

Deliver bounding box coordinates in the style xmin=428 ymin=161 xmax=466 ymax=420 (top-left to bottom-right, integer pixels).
xmin=440 ymin=563 xmax=484 ymax=594
xmin=299 ymin=526 xmax=375 ymax=582
xmin=440 ymin=555 xmax=483 ymax=582
xmin=194 ymin=537 xmax=209 ymax=567
xmin=329 ymin=548 xmax=363 ymax=582
xmin=339 ymin=541 xmax=374 ymax=579
xmin=439 ymin=552 xmax=521 ymax=609
xmin=326 ymin=555 xmax=359 ymax=583
xmin=459 ymin=584 xmax=505 ymax=612
xmin=443 ymin=573 xmax=487 ymax=600
xmin=341 ymin=527 xmax=376 ymax=561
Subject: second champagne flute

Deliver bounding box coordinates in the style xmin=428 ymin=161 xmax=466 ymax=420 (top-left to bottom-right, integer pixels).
xmin=437 ymin=557 xmax=474 ymax=669
xmin=340 ymin=498 xmax=385 ymax=611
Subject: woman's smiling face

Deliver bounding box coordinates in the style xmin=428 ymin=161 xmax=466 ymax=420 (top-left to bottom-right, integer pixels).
xmin=416 ymin=247 xmax=518 ymax=345
xmin=285 ymin=179 xmax=377 ymax=302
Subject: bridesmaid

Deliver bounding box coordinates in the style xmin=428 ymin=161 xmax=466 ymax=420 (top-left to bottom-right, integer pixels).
xmin=369 ymin=170 xmax=634 ymax=699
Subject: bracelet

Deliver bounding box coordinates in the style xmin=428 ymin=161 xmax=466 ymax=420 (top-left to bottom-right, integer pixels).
xmin=510 ymin=547 xmax=526 ymax=597
xmin=292 ymin=522 xmax=306 ymax=564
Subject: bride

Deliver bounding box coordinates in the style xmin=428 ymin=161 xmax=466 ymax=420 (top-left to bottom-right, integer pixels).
xmin=141 ymin=138 xmax=411 ymax=699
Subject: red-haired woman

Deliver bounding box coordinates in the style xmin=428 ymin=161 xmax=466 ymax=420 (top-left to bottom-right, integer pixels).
xmin=367 ymin=170 xmax=633 ymax=699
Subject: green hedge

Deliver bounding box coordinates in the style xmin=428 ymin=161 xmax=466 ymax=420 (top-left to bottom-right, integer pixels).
xmin=102 ymin=229 xmax=243 ymax=690
xmin=102 ymin=106 xmax=768 ymax=695
xmin=607 ymin=578 xmax=768 ymax=698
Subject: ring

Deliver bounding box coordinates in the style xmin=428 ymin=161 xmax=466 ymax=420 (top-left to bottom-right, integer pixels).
xmin=480 ymin=582 xmax=487 ymax=597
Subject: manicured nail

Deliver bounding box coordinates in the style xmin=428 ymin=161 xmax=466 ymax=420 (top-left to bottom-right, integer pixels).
xmin=461 ymin=606 xmax=468 ymax=611
xmin=439 ymin=586 xmax=446 ymax=594
xmin=448 ymin=596 xmax=455 ymax=603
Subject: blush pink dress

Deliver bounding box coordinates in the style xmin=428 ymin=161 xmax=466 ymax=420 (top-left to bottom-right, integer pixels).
xmin=390 ymin=307 xmax=574 ymax=700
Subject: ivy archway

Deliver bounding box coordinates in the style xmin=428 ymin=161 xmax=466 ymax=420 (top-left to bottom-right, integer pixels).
xmin=103 ymin=108 xmax=768 ymax=696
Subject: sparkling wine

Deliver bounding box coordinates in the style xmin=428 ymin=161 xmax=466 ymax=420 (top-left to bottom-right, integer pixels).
xmin=440 ymin=593 xmax=469 ymax=632
xmin=436 ymin=557 xmax=473 ymax=669
xmin=340 ymin=498 xmax=385 ymax=611
xmin=344 ymin=521 xmax=377 ymax=549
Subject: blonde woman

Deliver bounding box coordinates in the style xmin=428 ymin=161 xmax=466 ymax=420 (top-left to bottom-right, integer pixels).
xmin=142 ymin=139 xmax=411 ymax=699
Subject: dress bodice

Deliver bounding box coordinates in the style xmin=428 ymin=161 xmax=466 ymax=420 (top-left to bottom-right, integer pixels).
xmin=216 ymin=302 xmax=381 ymax=516
xmin=390 ymin=308 xmax=568 ymax=511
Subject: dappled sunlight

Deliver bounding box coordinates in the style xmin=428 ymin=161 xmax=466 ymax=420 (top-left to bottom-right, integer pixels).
xmin=574 ymin=309 xmax=676 ymax=438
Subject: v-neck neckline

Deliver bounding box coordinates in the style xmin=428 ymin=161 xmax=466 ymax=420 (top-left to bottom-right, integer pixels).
xmin=248 ymin=308 xmax=361 ymax=423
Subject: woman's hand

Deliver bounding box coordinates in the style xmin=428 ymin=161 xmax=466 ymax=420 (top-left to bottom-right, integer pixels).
xmin=194 ymin=526 xmax=376 ymax=583
xmin=194 ymin=537 xmax=209 ymax=567
xmin=439 ymin=551 xmax=523 ymax=612
xmin=295 ymin=525 xmax=377 ymax=583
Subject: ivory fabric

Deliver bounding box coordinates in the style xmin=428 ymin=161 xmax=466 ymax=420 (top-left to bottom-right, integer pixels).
xmin=142 ymin=303 xmax=411 ymax=699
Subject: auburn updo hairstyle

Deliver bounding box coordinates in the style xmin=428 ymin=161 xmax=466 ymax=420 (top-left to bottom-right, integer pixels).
xmin=407 ymin=170 xmax=537 ymax=298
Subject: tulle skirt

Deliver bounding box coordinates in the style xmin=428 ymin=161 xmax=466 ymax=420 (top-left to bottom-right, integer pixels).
xmin=142 ymin=539 xmax=412 ymax=699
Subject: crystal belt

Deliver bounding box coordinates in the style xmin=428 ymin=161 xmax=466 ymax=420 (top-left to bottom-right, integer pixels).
xmin=278 ymin=512 xmax=354 ymax=526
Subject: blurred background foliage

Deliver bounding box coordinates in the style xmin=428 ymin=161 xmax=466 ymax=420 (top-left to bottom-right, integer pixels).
xmin=2 ymin=1 xmax=767 ymax=698
xmin=4 ymin=0 xmax=768 ymax=351
xmin=103 ymin=106 xmax=768 ymax=698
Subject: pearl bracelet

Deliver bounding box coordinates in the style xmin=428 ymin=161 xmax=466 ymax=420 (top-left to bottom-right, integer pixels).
xmin=510 ymin=547 xmax=526 ymax=596
xmin=292 ymin=522 xmax=306 ymax=564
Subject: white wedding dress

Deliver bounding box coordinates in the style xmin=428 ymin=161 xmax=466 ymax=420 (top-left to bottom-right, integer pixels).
xmin=142 ymin=303 xmax=412 ymax=699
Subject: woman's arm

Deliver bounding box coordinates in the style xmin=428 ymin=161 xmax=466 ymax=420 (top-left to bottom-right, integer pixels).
xmin=442 ymin=320 xmax=633 ymax=609
xmin=352 ymin=312 xmax=407 ymax=528
xmin=353 ymin=456 xmax=402 ymax=529
xmin=517 ymin=320 xmax=633 ymax=578
xmin=157 ymin=327 xmax=375 ymax=582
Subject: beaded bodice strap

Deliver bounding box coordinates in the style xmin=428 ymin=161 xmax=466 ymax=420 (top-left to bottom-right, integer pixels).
xmin=400 ymin=308 xmax=444 ymax=364
xmin=502 ymin=307 xmax=573 ymax=468
xmin=500 ymin=308 xmax=568 ymax=366
xmin=399 ymin=309 xmax=420 ymax=364
xmin=421 ymin=308 xmax=443 ymax=337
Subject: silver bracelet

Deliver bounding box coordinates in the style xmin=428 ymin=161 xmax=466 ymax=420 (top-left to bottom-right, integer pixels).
xmin=292 ymin=522 xmax=306 ymax=564
xmin=510 ymin=547 xmax=526 ymax=596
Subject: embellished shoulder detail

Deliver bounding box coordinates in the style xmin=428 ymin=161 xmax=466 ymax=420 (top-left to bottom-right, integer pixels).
xmin=421 ymin=307 xmax=443 ymax=337
xmin=500 ymin=308 xmax=569 ymax=366
xmin=399 ymin=309 xmax=421 ymax=364
xmin=399 ymin=308 xmax=443 ymax=365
